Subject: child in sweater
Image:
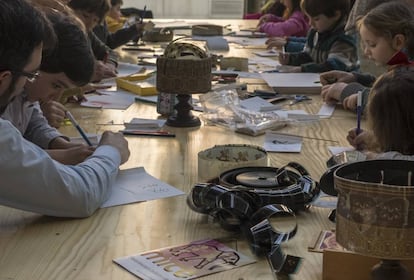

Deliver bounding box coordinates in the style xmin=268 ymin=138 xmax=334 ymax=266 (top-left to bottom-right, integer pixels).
xmin=255 ymin=0 xmax=309 ymax=38
xmin=320 ymin=1 xmax=414 ymax=111
xmin=278 ymin=0 xmax=358 ymax=73
xmin=347 ymin=66 xmax=414 ymax=160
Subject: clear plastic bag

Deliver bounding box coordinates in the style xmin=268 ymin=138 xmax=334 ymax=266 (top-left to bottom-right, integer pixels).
xmin=199 ymin=89 xmax=291 ymax=136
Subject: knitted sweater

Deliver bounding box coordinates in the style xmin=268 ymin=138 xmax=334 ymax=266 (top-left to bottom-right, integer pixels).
xmin=258 ymin=11 xmax=309 ymax=37
xmin=288 ymin=19 xmax=359 ymax=73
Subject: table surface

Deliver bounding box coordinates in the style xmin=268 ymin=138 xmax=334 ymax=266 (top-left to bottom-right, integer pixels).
xmin=0 ymin=19 xmax=362 ymax=280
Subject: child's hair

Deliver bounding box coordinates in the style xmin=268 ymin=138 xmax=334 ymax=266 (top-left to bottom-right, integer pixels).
xmin=261 ymin=0 xmax=285 ymax=17
xmin=356 ymin=1 xmax=414 ymax=58
xmin=68 ymin=0 xmax=110 ymax=22
xmin=284 ymin=0 xmax=302 ymax=19
xmin=0 ymin=0 xmax=53 ymax=73
xmin=301 ymin=0 xmax=350 ymax=20
xmin=261 ymin=0 xmax=302 ymax=18
xmin=40 ymin=10 xmax=94 ymax=87
xmin=368 ymin=66 xmax=414 ymax=155
xmin=110 ymin=0 xmax=123 ymax=6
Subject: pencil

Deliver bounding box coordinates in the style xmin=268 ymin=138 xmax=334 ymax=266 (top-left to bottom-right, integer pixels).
xmin=140 ymin=5 xmax=146 ymax=23
xmin=66 ymin=111 xmax=93 ymax=146
xmin=356 ymin=91 xmax=362 ymax=135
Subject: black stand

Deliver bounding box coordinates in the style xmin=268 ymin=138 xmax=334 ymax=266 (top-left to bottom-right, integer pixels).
xmin=372 ymin=260 xmax=410 ymax=280
xmin=166 ymin=94 xmax=201 ymax=127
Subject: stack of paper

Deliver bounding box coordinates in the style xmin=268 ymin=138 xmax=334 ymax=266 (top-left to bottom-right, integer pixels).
xmin=261 ymin=73 xmax=322 ymax=94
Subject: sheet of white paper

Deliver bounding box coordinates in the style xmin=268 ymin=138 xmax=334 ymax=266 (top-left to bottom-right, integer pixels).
xmin=101 ymin=167 xmax=185 ymax=208
xmin=152 ymin=20 xmax=189 ymax=28
xmin=249 ymin=57 xmax=281 ymax=67
xmin=328 ymin=146 xmax=355 ymax=155
xmin=318 ymin=103 xmax=336 ymax=118
xmin=224 ymin=36 xmax=267 ymax=46
xmin=240 ymin=96 xmax=281 ymax=112
xmin=273 ymin=109 xmax=308 ymax=119
xmin=230 ymin=30 xmax=267 ymax=38
xmin=81 ymin=89 xmax=135 ymax=109
xmin=287 ymin=113 xmax=320 ymax=122
xmin=116 ymin=62 xmax=145 ymax=77
xmin=263 ymin=131 xmax=302 ymax=152
xmin=253 ymin=49 xmax=279 ymax=57
xmin=261 ymin=73 xmax=321 ymax=94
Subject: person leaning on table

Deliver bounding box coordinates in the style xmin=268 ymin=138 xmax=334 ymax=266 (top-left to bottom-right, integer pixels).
xmin=0 ymin=0 xmax=130 ymax=218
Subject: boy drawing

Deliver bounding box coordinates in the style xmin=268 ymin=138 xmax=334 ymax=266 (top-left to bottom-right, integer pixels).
xmin=0 ymin=0 xmax=130 ymax=218
xmin=278 ymin=0 xmax=359 ymax=73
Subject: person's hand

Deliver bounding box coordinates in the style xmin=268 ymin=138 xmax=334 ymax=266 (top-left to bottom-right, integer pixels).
xmin=278 ymin=52 xmax=290 ymax=65
xmin=266 ymin=37 xmax=286 ymax=49
xmin=99 ymin=131 xmax=130 ymax=164
xmin=92 ymin=60 xmax=117 ymax=82
xmin=343 ymin=93 xmax=358 ymax=111
xmin=257 ymin=14 xmax=273 ymax=26
xmin=320 ymin=70 xmax=355 ymax=85
xmin=47 ymin=145 xmax=96 ymax=165
xmin=346 ymin=128 xmax=373 ymax=150
xmin=40 ymin=100 xmax=67 ymax=128
xmin=320 ymin=82 xmax=347 ymax=105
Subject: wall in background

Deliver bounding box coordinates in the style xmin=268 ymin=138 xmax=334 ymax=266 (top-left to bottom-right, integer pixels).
xmin=122 ymin=0 xmax=245 ymax=19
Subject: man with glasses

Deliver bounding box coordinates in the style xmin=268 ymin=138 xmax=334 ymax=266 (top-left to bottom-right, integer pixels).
xmin=0 ymin=0 xmax=130 ymax=218
xmin=2 ymin=9 xmax=97 ymax=165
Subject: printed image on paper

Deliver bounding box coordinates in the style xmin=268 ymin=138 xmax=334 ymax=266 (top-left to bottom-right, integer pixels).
xmin=113 ymin=239 xmax=256 ymax=279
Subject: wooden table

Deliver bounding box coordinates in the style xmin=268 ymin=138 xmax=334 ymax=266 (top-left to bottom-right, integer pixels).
xmin=0 ymin=19 xmax=362 ymax=280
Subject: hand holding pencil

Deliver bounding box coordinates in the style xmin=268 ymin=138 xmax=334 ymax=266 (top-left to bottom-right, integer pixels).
xmin=66 ymin=111 xmax=93 ymax=146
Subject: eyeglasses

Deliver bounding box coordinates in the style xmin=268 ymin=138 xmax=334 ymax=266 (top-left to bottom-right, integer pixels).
xmin=11 ymin=70 xmax=40 ymax=83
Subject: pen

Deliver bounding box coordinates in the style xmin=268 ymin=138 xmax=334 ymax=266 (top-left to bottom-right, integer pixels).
xmin=120 ymin=130 xmax=175 ymax=137
xmin=66 ymin=111 xmax=93 ymax=146
xmin=356 ymin=91 xmax=362 ymax=135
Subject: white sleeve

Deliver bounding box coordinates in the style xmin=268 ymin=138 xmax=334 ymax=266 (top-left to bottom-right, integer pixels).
xmin=0 ymin=119 xmax=121 ymax=217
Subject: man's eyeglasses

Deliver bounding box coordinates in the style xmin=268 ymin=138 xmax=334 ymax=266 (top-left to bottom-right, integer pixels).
xmin=11 ymin=70 xmax=40 ymax=83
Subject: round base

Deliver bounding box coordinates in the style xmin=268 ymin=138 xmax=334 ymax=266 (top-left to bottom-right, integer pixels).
xmin=372 ymin=260 xmax=410 ymax=280
xmin=165 ymin=93 xmax=201 ymax=127
xmin=166 ymin=115 xmax=201 ymax=127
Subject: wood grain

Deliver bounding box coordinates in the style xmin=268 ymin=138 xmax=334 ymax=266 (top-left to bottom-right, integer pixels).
xmin=0 ymin=20 xmax=364 ymax=280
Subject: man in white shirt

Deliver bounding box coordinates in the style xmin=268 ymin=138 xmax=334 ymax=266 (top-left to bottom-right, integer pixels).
xmin=0 ymin=0 xmax=130 ymax=218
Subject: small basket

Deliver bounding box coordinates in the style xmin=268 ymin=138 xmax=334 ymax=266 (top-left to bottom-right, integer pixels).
xmin=156 ymin=57 xmax=212 ymax=93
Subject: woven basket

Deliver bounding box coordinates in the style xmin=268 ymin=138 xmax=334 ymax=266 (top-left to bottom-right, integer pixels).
xmin=156 ymin=57 xmax=212 ymax=93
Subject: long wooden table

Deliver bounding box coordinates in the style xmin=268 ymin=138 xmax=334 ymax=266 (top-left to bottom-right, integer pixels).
xmin=0 ymin=19 xmax=362 ymax=280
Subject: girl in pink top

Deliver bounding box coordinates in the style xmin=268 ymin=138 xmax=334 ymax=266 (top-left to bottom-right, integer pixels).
xmin=256 ymin=0 xmax=310 ymax=37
